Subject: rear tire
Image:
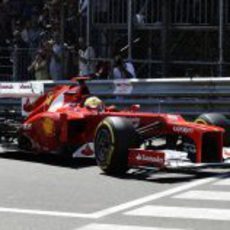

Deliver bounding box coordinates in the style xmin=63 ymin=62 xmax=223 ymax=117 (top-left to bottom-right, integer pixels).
xmin=195 ymin=113 xmax=230 ymax=146
xmin=95 ymin=116 xmax=139 ymax=175
xmin=18 ymin=135 xmax=32 ymax=151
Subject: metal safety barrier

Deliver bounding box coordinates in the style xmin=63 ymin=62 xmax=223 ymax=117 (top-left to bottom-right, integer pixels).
xmin=42 ymin=77 xmax=230 ymax=117
xmin=85 ymin=78 xmax=230 ymax=117
xmin=1 ymin=78 xmax=230 ymax=119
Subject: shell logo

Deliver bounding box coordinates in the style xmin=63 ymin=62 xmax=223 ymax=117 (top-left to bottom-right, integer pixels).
xmin=42 ymin=117 xmax=55 ymax=137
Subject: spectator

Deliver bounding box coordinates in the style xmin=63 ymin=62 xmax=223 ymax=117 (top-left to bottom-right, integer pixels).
xmin=12 ymin=29 xmax=30 ymax=80
xmin=20 ymin=18 xmax=42 ymax=59
xmin=78 ymin=37 xmax=95 ymax=77
xmin=95 ymin=60 xmax=111 ymax=79
xmin=48 ymin=33 xmax=64 ymax=80
xmin=112 ymin=55 xmax=136 ymax=79
xmin=27 ymin=18 xmax=42 ymax=50
xmin=27 ymin=49 xmax=50 ymax=80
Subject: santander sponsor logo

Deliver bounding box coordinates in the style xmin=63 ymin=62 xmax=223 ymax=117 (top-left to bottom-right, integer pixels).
xmin=136 ymin=153 xmax=164 ymax=164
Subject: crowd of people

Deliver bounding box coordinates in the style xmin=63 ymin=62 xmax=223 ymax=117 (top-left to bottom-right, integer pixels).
xmin=0 ymin=0 xmax=78 ymax=81
xmin=0 ymin=0 xmax=136 ymax=81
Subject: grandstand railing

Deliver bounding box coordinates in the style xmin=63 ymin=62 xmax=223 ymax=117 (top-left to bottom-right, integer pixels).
xmin=0 ymin=47 xmax=13 ymax=81
xmin=0 ymin=48 xmax=36 ymax=82
xmin=92 ymin=0 xmax=222 ymax=26
xmin=89 ymin=0 xmax=230 ymax=78
xmin=1 ymin=47 xmax=230 ymax=81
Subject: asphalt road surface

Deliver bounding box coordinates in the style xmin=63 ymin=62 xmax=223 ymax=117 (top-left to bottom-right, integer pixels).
xmin=0 ymin=146 xmax=230 ymax=230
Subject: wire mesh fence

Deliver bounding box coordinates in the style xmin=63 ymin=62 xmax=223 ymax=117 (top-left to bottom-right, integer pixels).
xmin=1 ymin=0 xmax=230 ymax=80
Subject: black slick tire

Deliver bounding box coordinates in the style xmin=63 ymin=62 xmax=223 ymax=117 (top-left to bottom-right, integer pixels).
xmin=195 ymin=113 xmax=230 ymax=146
xmin=95 ymin=116 xmax=139 ymax=175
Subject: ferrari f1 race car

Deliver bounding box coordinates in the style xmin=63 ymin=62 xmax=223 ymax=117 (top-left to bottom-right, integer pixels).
xmin=1 ymin=78 xmax=230 ymax=175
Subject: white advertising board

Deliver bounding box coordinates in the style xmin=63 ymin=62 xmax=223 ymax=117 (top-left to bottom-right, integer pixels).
xmin=0 ymin=82 xmax=44 ymax=97
xmin=113 ymin=80 xmax=133 ymax=95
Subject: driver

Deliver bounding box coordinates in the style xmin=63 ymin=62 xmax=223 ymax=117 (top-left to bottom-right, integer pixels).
xmin=84 ymin=96 xmax=104 ymax=111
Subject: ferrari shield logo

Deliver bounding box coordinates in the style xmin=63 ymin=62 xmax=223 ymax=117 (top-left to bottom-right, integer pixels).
xmin=42 ymin=117 xmax=55 ymax=137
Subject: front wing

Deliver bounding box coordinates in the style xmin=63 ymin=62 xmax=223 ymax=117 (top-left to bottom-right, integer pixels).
xmin=128 ymin=148 xmax=230 ymax=170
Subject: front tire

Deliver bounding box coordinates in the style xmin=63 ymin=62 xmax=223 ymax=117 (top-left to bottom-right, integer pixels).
xmin=195 ymin=113 xmax=230 ymax=146
xmin=95 ymin=116 xmax=139 ymax=175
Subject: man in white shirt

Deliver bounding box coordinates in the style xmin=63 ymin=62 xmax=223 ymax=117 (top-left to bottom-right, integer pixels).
xmin=78 ymin=37 xmax=95 ymax=76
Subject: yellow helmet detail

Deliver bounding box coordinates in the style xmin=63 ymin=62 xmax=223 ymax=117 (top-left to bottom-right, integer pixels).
xmin=84 ymin=96 xmax=103 ymax=109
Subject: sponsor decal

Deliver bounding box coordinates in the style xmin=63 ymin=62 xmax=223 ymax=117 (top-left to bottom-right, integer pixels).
xmin=20 ymin=84 xmax=32 ymax=89
xmin=72 ymin=143 xmax=95 ymax=158
xmin=136 ymin=153 xmax=164 ymax=164
xmin=0 ymin=84 xmax=13 ymax=89
xmin=0 ymin=82 xmax=44 ymax=97
xmin=173 ymin=126 xmax=193 ymax=134
xmin=81 ymin=144 xmax=94 ymax=156
xmin=113 ymin=80 xmax=133 ymax=95
xmin=129 ymin=149 xmax=165 ymax=167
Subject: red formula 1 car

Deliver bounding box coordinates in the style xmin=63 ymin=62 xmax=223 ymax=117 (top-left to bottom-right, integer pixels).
xmin=17 ymin=78 xmax=230 ymax=175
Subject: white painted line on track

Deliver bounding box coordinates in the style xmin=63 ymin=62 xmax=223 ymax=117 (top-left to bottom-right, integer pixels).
xmin=75 ymin=223 xmax=187 ymax=230
xmin=0 ymin=173 xmax=228 ymax=219
xmin=89 ymin=175 xmax=225 ymax=218
xmin=214 ymin=178 xmax=230 ymax=186
xmin=125 ymin=205 xmax=230 ymax=221
xmin=0 ymin=207 xmax=95 ymax=219
xmin=173 ymin=190 xmax=230 ymax=201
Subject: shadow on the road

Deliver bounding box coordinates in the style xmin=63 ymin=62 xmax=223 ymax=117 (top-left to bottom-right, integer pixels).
xmin=0 ymin=151 xmax=96 ymax=169
xmin=2 ymin=150 xmax=228 ymax=182
xmin=101 ymin=168 xmax=229 ymax=184
xmin=1 ymin=145 xmax=229 ymax=182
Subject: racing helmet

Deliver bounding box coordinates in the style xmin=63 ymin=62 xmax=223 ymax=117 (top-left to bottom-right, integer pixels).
xmin=84 ymin=96 xmax=104 ymax=110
